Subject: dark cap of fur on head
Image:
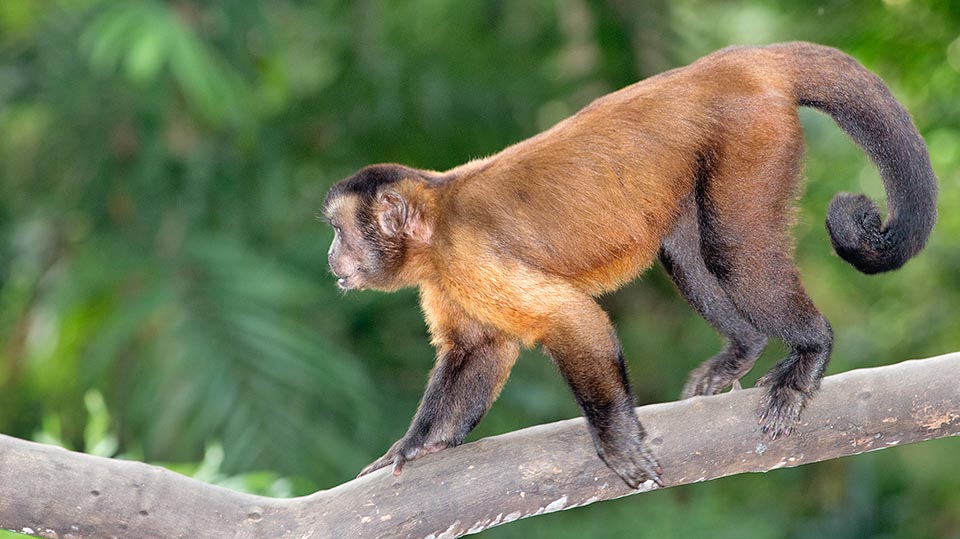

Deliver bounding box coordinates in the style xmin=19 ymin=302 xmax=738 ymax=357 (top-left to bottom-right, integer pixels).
xmin=325 ymin=164 xmax=427 ymax=209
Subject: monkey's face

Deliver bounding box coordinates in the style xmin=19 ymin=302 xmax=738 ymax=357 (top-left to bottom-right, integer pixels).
xmin=322 ymin=165 xmax=435 ymax=291
xmin=322 ymin=192 xmax=411 ymax=291
xmin=323 ymin=194 xmax=375 ymax=290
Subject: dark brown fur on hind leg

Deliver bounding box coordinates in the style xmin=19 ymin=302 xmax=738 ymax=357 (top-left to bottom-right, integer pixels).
xmin=661 ymin=196 xmax=768 ymax=398
xmin=694 ymin=115 xmax=834 ymax=438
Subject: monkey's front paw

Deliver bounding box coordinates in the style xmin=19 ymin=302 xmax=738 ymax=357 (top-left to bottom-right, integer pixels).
xmin=756 ymin=384 xmax=807 ymax=440
xmin=598 ymin=439 xmax=664 ymax=489
xmin=357 ymin=439 xmax=449 ymax=478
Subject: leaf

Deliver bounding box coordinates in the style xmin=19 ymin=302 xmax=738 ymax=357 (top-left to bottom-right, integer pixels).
xmin=124 ymin=24 xmax=168 ymax=84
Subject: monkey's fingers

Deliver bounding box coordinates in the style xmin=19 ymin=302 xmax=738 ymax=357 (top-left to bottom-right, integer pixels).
xmin=391 ymin=456 xmax=407 ymax=476
xmin=358 ymin=439 xmax=453 ymax=478
xmin=357 ymin=454 xmax=397 ymax=478
xmin=388 ymin=441 xmax=451 ymax=475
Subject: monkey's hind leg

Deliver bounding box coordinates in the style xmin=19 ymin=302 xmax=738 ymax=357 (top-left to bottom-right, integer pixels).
xmin=660 ymin=196 xmax=768 ymax=398
xmin=699 ymin=118 xmax=834 ymax=439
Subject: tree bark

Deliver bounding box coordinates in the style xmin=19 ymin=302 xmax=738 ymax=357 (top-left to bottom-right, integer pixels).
xmin=2 ymin=353 xmax=958 ymax=539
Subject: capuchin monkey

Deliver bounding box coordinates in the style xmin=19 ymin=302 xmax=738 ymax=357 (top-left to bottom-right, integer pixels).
xmin=321 ymin=42 xmax=936 ymax=488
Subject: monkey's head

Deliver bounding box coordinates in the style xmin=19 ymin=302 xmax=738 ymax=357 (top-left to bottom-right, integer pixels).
xmin=321 ymin=164 xmax=436 ymax=292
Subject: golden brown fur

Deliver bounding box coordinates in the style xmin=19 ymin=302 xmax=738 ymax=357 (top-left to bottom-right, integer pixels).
xmin=359 ymin=46 xmax=800 ymax=346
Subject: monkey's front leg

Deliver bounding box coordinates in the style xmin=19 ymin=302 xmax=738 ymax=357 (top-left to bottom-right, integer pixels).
xmin=543 ymin=301 xmax=663 ymax=489
xmin=358 ymin=326 xmax=519 ymax=477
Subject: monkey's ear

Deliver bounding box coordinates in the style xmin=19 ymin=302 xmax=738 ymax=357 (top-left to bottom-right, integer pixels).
xmin=376 ymin=190 xmax=432 ymax=243
xmin=376 ymin=191 xmax=408 ymax=237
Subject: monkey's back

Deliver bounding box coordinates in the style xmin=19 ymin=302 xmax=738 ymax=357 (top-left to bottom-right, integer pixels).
xmin=437 ymin=45 xmax=800 ymax=295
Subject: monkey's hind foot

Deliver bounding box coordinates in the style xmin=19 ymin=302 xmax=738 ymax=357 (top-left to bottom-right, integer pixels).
xmin=598 ymin=438 xmax=664 ymax=489
xmin=357 ymin=439 xmax=450 ymax=478
xmin=680 ymin=340 xmax=764 ymax=399
xmin=755 ymin=382 xmax=808 ymax=440
xmin=681 ymin=361 xmax=745 ymax=399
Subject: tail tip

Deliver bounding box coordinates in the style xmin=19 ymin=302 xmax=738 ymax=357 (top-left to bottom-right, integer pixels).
xmin=826 ymin=193 xmax=901 ymax=274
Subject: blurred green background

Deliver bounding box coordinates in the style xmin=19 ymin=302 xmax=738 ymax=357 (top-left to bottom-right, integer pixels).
xmin=1 ymin=0 xmax=958 ymax=537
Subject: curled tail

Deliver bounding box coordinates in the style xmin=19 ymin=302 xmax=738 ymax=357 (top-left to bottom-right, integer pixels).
xmin=782 ymin=43 xmax=937 ymax=274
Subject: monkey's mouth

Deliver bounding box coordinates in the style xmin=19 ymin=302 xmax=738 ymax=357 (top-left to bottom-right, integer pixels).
xmin=330 ymin=262 xmax=364 ymax=290
xmin=335 ymin=273 xmax=361 ymax=290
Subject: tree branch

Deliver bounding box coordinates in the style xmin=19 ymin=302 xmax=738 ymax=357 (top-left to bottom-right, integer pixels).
xmin=2 ymin=353 xmax=958 ymax=539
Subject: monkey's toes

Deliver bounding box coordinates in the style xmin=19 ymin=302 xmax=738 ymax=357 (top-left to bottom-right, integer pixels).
xmin=757 ymin=385 xmax=807 ymax=440
xmin=681 ymin=365 xmax=738 ymax=399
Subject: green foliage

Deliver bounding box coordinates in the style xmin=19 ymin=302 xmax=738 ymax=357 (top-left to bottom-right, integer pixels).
xmin=28 ymin=388 xmax=306 ymax=494
xmin=81 ymin=2 xmax=252 ymax=126
xmin=1 ymin=1 xmax=958 ymax=537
